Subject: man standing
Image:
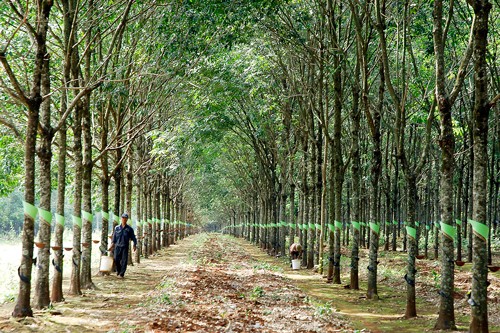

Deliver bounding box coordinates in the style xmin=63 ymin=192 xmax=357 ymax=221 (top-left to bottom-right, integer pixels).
xmin=109 ymin=213 xmax=137 ymax=278
xmin=289 ymin=243 xmax=302 ymax=259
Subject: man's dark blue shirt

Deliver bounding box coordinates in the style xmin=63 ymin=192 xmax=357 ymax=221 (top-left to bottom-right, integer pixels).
xmin=112 ymin=224 xmax=137 ymax=248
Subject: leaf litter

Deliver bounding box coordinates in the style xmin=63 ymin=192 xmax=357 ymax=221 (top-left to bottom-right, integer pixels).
xmin=138 ymin=233 xmax=352 ymax=332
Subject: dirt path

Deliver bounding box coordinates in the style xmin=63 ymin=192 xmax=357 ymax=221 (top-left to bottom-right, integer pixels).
xmin=0 ymin=234 xmax=352 ymax=333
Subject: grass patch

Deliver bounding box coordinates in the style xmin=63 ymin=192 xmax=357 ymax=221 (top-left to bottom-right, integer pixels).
xmin=252 ymin=262 xmax=282 ymax=272
xmin=250 ymin=286 xmax=265 ymax=299
xmin=313 ymin=300 xmax=335 ymax=318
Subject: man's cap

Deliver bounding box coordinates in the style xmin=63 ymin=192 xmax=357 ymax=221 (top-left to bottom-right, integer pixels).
xmin=121 ymin=213 xmax=129 ymax=218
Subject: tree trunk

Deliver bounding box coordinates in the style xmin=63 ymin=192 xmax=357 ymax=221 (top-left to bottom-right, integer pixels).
xmin=135 ymin=178 xmax=142 ymax=264
xmin=80 ymin=94 xmax=95 ymax=290
xmin=51 ymin=116 xmax=66 ymax=303
xmin=332 ymin=51 xmax=343 ymax=284
xmin=126 ymin=158 xmax=134 ymax=265
xmin=367 ymin=44 xmax=383 ymax=300
xmin=434 ymin=98 xmax=457 ymax=328
xmin=166 ymin=184 xmax=171 ymax=247
xmin=68 ymin=102 xmax=83 ymax=296
xmin=33 ymin=42 xmax=53 ymax=310
xmin=404 ymin=176 xmax=418 ymax=318
xmin=143 ymin=189 xmax=149 ymax=258
xmin=349 ymin=58 xmax=361 ymax=290
xmin=469 ymin=1 xmax=491 ymax=331
xmin=155 ymin=188 xmax=161 ymax=251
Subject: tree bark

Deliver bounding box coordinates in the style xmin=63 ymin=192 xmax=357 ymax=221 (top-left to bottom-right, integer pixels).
xmin=68 ymin=100 xmax=83 ymax=296
xmin=33 ymin=40 xmax=53 ymax=309
xmin=469 ymin=1 xmax=492 ymax=331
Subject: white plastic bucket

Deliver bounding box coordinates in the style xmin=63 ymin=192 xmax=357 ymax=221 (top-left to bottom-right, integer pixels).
xmin=100 ymin=255 xmax=114 ymax=273
xmin=291 ymin=259 xmax=301 ymax=270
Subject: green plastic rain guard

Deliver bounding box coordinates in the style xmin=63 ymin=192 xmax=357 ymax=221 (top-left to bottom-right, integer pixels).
xmin=406 ymin=226 xmax=417 ymax=240
xmin=440 ymin=222 xmax=456 ymax=241
xmin=393 ymin=220 xmax=398 ymax=225
xmin=455 ymin=219 xmax=462 ymax=226
xmin=351 ymin=221 xmax=361 ymax=231
xmin=102 ymin=212 xmax=109 ymax=220
xmin=56 ymin=214 xmax=65 ymax=227
xmin=23 ymin=201 xmax=38 ymax=219
xmin=289 ymin=223 xmax=296 ymax=229
xmin=469 ymin=219 xmax=489 ymax=242
xmin=328 ymin=223 xmax=335 ymax=232
xmin=38 ymin=208 xmax=52 ymax=225
xmin=335 ymin=220 xmax=342 ymax=230
xmin=72 ymin=215 xmax=82 ymax=228
xmin=415 ymin=221 xmax=420 ymax=227
xmin=308 ymin=223 xmax=315 ymax=230
xmin=82 ymin=211 xmax=93 ymax=222
xmin=369 ymin=222 xmax=380 ymax=234
xmin=314 ymin=223 xmax=321 ymax=230
xmin=114 ymin=214 xmax=119 ymax=223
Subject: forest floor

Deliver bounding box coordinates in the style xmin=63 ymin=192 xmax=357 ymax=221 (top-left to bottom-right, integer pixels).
xmin=0 ymin=233 xmax=498 ymax=333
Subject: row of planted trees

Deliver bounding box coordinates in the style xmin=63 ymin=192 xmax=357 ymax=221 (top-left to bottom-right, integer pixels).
xmin=192 ymin=1 xmax=500 ymax=332
xmin=0 ymin=0 xmax=206 ymax=319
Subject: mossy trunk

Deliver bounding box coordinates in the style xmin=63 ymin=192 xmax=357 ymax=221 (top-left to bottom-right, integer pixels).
xmin=435 ymin=99 xmax=456 ymax=329
xmin=469 ymin=1 xmax=491 ymax=331
xmin=404 ymin=176 xmax=418 ymax=318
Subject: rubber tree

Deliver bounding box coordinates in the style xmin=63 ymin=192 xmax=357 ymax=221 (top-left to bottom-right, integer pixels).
xmin=433 ymin=0 xmax=474 ymax=328
xmin=375 ymin=0 xmax=434 ymax=318
xmin=468 ymin=0 xmax=497 ymax=331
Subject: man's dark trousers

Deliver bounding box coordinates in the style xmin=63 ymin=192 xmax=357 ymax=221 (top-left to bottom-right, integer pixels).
xmin=114 ymin=245 xmax=129 ymax=276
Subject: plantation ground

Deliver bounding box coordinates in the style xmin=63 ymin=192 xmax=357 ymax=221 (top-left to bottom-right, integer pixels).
xmin=0 ymin=233 xmax=498 ymax=332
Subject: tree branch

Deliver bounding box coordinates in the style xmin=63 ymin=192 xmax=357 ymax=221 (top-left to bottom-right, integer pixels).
xmin=0 ymin=52 xmax=29 ymax=106
xmin=0 ymin=116 xmax=23 ymax=140
xmin=449 ymin=16 xmax=475 ymax=104
xmin=53 ymin=81 xmax=102 ymax=133
xmin=488 ymin=93 xmax=500 ymax=109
